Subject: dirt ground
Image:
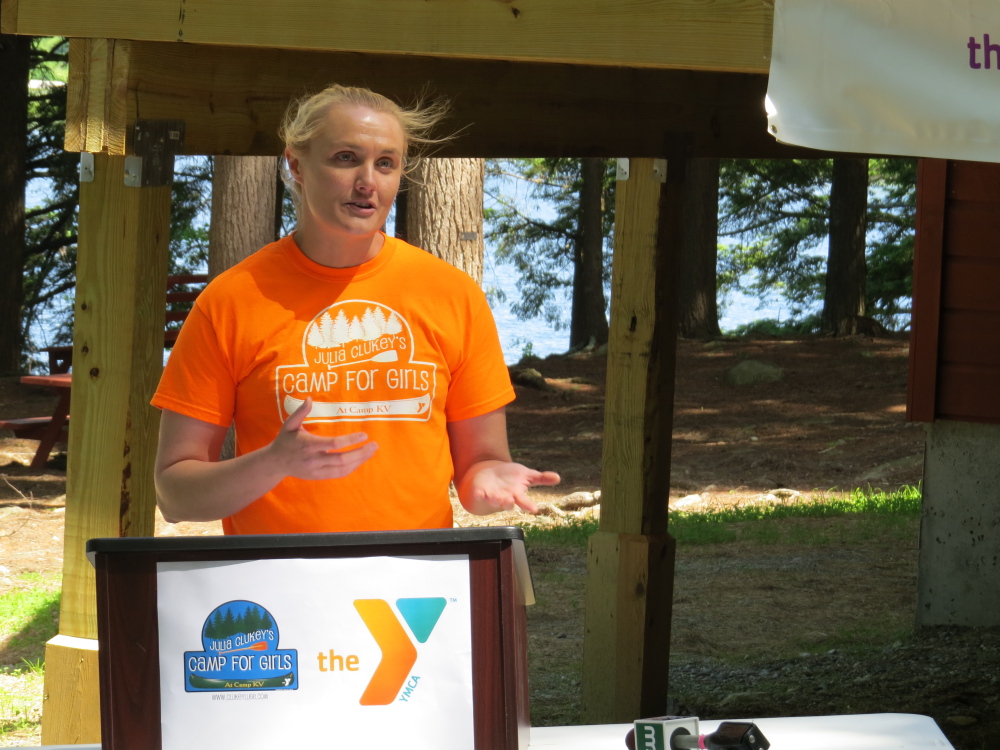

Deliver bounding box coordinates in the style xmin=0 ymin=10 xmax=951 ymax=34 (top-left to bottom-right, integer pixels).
xmin=4 ymin=335 xmax=995 ymax=749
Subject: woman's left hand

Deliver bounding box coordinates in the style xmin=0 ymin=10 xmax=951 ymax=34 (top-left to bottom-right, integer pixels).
xmin=461 ymin=460 xmax=561 ymax=515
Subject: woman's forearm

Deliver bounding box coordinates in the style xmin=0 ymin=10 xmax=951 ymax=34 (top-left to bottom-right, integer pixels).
xmin=154 ymin=402 xmax=377 ymax=524
xmin=155 ymin=443 xmax=285 ymax=523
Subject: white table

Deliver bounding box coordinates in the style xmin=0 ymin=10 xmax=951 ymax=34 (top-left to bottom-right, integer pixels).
xmin=529 ymin=714 xmax=954 ymax=749
xmin=23 ymin=713 xmax=955 ymax=750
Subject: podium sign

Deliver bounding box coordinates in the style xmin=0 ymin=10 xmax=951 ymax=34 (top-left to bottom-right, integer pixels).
xmin=88 ymin=528 xmax=533 ymax=750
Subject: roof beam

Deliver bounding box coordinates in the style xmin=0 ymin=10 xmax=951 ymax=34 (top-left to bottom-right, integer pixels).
xmin=6 ymin=0 xmax=773 ymax=74
xmin=67 ymin=39 xmax=835 ymax=159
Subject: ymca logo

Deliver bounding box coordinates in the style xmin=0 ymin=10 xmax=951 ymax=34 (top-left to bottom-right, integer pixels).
xmin=353 ymin=597 xmax=447 ymax=705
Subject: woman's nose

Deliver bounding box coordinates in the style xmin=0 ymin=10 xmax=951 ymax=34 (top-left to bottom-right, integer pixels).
xmin=355 ymin=163 xmax=376 ymax=191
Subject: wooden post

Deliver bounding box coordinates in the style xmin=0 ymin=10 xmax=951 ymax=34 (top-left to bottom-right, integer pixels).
xmin=41 ymin=153 xmax=170 ymax=744
xmin=582 ymin=155 xmax=685 ymax=722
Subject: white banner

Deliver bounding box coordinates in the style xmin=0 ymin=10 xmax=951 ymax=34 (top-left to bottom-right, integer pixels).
xmin=766 ymin=0 xmax=1000 ymax=162
xmin=157 ymin=556 xmax=473 ymax=750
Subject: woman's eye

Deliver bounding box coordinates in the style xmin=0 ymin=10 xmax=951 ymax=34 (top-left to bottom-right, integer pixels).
xmin=334 ymin=152 xmax=354 ymax=162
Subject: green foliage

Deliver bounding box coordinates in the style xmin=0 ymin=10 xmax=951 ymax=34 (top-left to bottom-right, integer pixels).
xmin=484 ymin=158 xmax=615 ymax=327
xmin=669 ymin=485 xmax=921 ymax=546
xmin=518 ymin=485 xmax=921 ymax=548
xmin=0 ymin=581 xmax=61 ymax=658
xmin=719 ymin=158 xmax=916 ymax=329
xmin=522 ymin=516 xmax=599 ymax=546
xmin=727 ymin=314 xmax=823 ymax=337
xmin=22 ymin=38 xmax=79 ymax=359
xmin=18 ymin=42 xmax=214 ymax=362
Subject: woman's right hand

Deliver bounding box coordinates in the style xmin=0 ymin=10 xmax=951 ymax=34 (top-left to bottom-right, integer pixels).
xmin=266 ymin=398 xmax=378 ymax=480
xmin=155 ymin=400 xmax=378 ymax=523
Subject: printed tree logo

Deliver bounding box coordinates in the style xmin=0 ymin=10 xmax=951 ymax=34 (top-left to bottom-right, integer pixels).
xmin=307 ymin=304 xmax=403 ymax=349
xmin=203 ymin=603 xmax=276 ymax=640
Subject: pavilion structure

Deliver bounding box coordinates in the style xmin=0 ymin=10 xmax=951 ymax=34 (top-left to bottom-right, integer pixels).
xmin=2 ymin=1 xmax=866 ymax=743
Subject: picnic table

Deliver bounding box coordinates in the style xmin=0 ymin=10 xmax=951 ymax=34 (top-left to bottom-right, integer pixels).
xmin=1 ymin=374 xmax=73 ymax=470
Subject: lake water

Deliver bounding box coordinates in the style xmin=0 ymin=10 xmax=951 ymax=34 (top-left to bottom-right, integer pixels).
xmin=485 ymin=250 xmax=789 ymax=364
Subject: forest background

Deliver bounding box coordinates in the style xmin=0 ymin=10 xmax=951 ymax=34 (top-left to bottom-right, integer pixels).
xmin=0 ymin=38 xmax=918 ymax=376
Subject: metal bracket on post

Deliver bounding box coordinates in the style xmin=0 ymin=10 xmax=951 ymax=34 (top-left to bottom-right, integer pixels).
xmin=616 ymin=158 xmax=630 ymax=181
xmin=79 ymin=153 xmax=95 ymax=183
xmin=652 ymin=159 xmax=667 ymax=183
xmin=124 ymin=120 xmax=185 ymax=187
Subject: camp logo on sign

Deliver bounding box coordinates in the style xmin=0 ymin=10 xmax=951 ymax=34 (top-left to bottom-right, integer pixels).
xmin=354 ymin=597 xmax=447 ymax=705
xmin=184 ymin=600 xmax=298 ymax=692
xmin=275 ymin=299 xmax=437 ymax=423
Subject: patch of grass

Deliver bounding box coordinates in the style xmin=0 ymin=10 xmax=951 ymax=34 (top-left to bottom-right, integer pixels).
xmin=670 ymin=485 xmax=921 ymax=546
xmin=518 ymin=486 xmax=921 ymax=548
xmin=0 ymin=578 xmax=61 ymax=665
xmin=0 ymin=664 xmax=44 ymax=741
xmin=522 ymin=516 xmax=599 ymax=546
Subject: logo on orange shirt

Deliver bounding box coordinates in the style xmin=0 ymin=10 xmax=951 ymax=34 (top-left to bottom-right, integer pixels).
xmin=275 ymin=300 xmax=437 ymax=423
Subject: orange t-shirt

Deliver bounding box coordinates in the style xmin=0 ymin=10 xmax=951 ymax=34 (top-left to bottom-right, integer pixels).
xmin=152 ymin=235 xmax=515 ymax=535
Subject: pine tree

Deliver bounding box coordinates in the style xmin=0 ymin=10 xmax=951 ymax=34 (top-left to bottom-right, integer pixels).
xmin=360 ymin=307 xmax=380 ymax=340
xmin=317 ymin=312 xmax=334 ymax=347
xmin=332 ymin=310 xmax=350 ymax=346
xmin=485 ymin=158 xmax=614 ymax=348
xmin=372 ymin=306 xmax=388 ymax=337
xmin=348 ymin=315 xmax=363 ymax=342
xmin=307 ymin=321 xmax=325 ymax=348
xmin=222 ymin=607 xmax=237 ymax=637
xmin=385 ymin=312 xmax=403 ymax=336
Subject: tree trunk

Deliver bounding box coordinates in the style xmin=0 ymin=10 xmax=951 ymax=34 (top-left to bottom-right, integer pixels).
xmin=208 ymin=155 xmax=279 ymax=279
xmin=209 ymin=155 xmax=279 ymax=458
xmin=571 ymin=158 xmax=610 ymax=348
xmin=823 ymin=158 xmax=868 ymax=334
xmin=0 ymin=33 xmax=31 ymax=374
xmin=405 ymin=158 xmax=485 ymax=286
xmin=678 ymin=158 xmax=721 ymax=339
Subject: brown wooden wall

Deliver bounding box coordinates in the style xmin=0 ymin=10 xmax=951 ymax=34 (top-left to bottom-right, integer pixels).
xmin=909 ymin=159 xmax=1000 ymax=423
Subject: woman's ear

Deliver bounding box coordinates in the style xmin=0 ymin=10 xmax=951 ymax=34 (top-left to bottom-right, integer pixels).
xmin=284 ymin=147 xmax=302 ymax=183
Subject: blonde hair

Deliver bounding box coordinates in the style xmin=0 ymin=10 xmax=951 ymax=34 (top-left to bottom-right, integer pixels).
xmin=279 ymin=84 xmax=450 ymax=205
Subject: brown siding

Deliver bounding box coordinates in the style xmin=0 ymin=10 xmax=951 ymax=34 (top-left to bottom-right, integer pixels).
xmin=910 ymin=159 xmax=1000 ymax=423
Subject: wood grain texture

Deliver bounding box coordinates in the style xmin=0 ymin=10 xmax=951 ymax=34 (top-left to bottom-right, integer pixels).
xmin=498 ymin=543 xmax=530 ymax=749
xmin=0 ymin=0 xmax=18 ymax=34
xmin=60 ymin=153 xmax=170 ymax=641
xmin=948 ymin=159 xmax=1000 ymax=203
xmin=60 ymin=40 xmax=818 ymax=158
xmin=582 ymin=532 xmax=675 ymax=722
xmin=65 ymin=39 xmax=130 ymax=154
xmin=600 ymin=159 xmax=661 ymax=534
xmin=936 ymin=364 xmax=1000 ymax=423
xmin=40 ymin=636 xmax=101 ymax=745
xmin=907 ymin=159 xmax=947 ymax=423
xmin=96 ymin=554 xmax=161 ymax=750
xmin=406 ymin=158 xmax=485 ymax=284
xmin=943 ymin=201 xmax=1000 ymax=259
xmin=938 ymin=310 xmax=1000 ymax=367
xmin=13 ymin=0 xmax=773 ymax=73
xmin=941 ymin=259 xmax=1000 ymax=313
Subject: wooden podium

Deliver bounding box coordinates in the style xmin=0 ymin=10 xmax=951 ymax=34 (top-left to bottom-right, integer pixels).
xmin=87 ymin=527 xmax=532 ymax=750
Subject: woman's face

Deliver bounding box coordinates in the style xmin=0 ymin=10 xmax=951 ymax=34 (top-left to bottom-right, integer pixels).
xmin=286 ymin=103 xmax=405 ymax=241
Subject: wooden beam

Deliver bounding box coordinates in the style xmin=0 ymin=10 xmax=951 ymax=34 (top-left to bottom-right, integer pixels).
xmin=66 ymin=38 xmax=841 ymax=159
xmin=40 ymin=636 xmax=101 ymax=745
xmin=7 ymin=0 xmax=773 ymax=74
xmin=582 ymin=156 xmax=680 ymax=722
xmin=907 ymin=159 xmax=948 ymax=422
xmin=42 ymin=152 xmax=170 ymax=742
xmin=65 ymin=38 xmax=130 ymax=154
